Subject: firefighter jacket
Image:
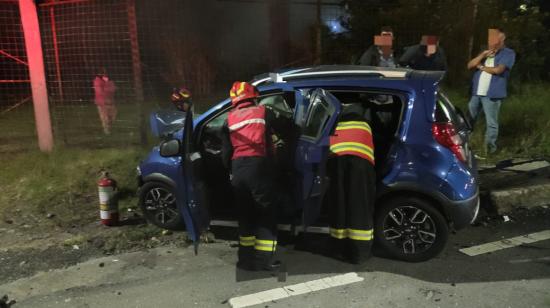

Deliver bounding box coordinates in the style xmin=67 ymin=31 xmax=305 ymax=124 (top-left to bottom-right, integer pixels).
xmin=227 ymin=101 xmax=268 ymax=159
xmin=221 ymin=101 xmax=295 ymax=168
xmin=329 ymin=120 xmax=375 ymax=165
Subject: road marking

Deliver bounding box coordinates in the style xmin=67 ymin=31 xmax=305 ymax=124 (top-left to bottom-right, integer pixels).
xmin=228 ymin=272 xmax=363 ymax=308
xmin=459 ymin=230 xmax=550 ymax=256
xmin=210 ymin=220 xmax=330 ymax=234
xmin=508 ymin=256 xmax=550 ymax=264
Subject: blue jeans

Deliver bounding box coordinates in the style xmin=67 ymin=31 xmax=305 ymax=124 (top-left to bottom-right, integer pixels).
xmin=468 ymin=95 xmax=502 ymax=152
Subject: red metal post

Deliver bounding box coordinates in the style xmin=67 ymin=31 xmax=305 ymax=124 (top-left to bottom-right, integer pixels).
xmin=127 ymin=0 xmax=146 ymax=145
xmin=19 ymin=0 xmax=54 ymax=152
xmin=50 ymin=6 xmax=63 ymax=101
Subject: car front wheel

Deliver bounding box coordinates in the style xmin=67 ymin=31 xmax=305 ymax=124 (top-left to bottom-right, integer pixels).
xmin=374 ymin=196 xmax=448 ymax=262
xmin=138 ymin=181 xmax=184 ymax=230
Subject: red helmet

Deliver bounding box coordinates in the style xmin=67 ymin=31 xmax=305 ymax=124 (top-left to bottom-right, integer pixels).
xmin=171 ymin=87 xmax=192 ymax=111
xmin=171 ymin=87 xmax=192 ymax=103
xmin=229 ymin=81 xmax=259 ymax=106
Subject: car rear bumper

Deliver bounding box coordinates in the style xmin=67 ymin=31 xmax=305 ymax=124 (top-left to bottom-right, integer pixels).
xmin=445 ymin=189 xmax=480 ymax=230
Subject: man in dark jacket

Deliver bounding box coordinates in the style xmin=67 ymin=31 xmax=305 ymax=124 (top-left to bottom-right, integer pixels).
xmin=399 ymin=35 xmax=447 ymax=71
xmin=357 ymin=26 xmax=398 ymax=68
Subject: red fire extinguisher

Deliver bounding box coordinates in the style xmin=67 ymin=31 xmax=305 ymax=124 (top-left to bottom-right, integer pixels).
xmin=98 ymin=170 xmax=118 ymax=226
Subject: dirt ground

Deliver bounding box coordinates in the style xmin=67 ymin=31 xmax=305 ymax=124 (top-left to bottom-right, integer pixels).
xmin=0 ymin=211 xmax=189 ymax=285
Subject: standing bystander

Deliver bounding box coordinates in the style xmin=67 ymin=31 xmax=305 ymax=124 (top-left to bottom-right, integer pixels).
xmin=399 ymin=35 xmax=447 ymax=71
xmin=93 ymin=70 xmax=117 ymax=135
xmin=467 ymin=28 xmax=516 ymax=155
xmin=357 ymin=26 xmax=398 ymax=68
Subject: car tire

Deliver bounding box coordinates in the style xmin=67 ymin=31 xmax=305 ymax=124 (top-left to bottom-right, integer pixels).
xmin=138 ymin=181 xmax=184 ymax=230
xmin=374 ymin=196 xmax=448 ymax=262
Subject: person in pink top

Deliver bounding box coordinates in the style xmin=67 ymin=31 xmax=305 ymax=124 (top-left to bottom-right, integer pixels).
xmin=93 ymin=70 xmax=117 ymax=134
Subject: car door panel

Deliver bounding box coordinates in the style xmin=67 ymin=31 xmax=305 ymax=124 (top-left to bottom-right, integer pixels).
xmin=180 ymin=110 xmax=210 ymax=251
xmin=294 ymin=88 xmax=341 ymax=227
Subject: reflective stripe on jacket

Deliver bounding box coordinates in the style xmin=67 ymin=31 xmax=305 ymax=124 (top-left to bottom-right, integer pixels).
xmin=329 ymin=121 xmax=375 ymax=165
xmin=227 ymin=102 xmax=267 ymax=159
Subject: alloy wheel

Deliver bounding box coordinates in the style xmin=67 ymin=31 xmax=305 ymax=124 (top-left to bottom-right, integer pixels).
xmin=143 ymin=187 xmax=178 ymax=225
xmin=382 ymin=206 xmax=437 ymax=254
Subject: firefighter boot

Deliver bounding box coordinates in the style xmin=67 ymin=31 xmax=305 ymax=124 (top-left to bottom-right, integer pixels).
xmin=347 ymin=239 xmax=373 ymax=264
xmin=236 ymin=247 xmax=255 ymax=271
xmin=253 ymin=251 xmax=281 ymax=272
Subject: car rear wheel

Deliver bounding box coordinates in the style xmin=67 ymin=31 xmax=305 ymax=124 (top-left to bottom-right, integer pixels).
xmin=139 ymin=181 xmax=184 ymax=230
xmin=374 ymin=196 xmax=448 ymax=262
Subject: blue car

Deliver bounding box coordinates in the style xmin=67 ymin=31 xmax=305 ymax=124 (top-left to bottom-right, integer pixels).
xmin=137 ymin=66 xmax=480 ymax=262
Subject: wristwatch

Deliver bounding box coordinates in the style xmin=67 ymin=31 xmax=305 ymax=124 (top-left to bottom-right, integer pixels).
xmin=477 ymin=64 xmax=485 ymax=70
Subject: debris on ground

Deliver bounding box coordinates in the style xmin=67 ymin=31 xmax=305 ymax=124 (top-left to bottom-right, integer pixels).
xmin=0 ymin=295 xmax=16 ymax=307
xmin=425 ymin=290 xmax=434 ymax=300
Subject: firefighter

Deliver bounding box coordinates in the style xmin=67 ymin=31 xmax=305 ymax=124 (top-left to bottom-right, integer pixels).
xmin=328 ymin=103 xmax=376 ymax=264
xmin=221 ymin=81 xmax=283 ymax=271
xmin=170 ymin=87 xmax=193 ymax=113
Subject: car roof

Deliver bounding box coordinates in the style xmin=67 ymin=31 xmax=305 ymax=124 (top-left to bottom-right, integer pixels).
xmin=252 ymin=65 xmax=445 ymax=87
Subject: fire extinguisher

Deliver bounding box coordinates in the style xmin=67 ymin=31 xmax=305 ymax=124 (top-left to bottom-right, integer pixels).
xmin=97 ymin=170 xmax=118 ymax=226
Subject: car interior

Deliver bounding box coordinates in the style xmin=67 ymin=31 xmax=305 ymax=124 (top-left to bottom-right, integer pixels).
xmin=194 ymin=89 xmax=404 ymax=221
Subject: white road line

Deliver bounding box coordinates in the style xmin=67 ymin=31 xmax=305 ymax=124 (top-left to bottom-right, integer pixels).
xmin=459 ymin=230 xmax=550 ymax=256
xmin=228 ymin=272 xmax=364 ymax=308
xmin=508 ymin=256 xmax=550 ymax=264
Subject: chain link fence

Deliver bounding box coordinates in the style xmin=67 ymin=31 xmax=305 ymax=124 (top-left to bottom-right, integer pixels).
xmin=1 ymin=0 xmax=540 ymax=152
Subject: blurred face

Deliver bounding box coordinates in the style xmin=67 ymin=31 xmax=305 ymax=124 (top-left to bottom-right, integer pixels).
xmin=421 ymin=35 xmax=438 ymax=56
xmin=488 ymin=29 xmax=505 ymax=51
xmin=374 ymin=35 xmax=393 ymax=47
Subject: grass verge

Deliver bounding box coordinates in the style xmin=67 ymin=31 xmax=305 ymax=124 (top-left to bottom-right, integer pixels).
xmin=0 ymin=147 xmax=144 ymax=228
xmin=444 ymin=83 xmax=550 ymax=161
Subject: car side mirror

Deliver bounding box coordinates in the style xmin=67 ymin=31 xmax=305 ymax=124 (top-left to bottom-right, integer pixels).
xmin=160 ymin=139 xmax=181 ymax=157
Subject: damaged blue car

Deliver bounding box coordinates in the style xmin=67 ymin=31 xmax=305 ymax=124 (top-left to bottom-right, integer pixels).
xmin=136 ymin=66 xmax=479 ymax=262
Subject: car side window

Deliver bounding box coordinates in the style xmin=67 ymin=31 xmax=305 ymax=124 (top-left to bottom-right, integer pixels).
xmin=435 ymin=93 xmax=460 ymax=124
xmin=258 ymin=94 xmax=292 ymax=114
xmin=204 ymin=110 xmax=228 ymax=131
xmin=302 ymin=95 xmax=332 ymax=140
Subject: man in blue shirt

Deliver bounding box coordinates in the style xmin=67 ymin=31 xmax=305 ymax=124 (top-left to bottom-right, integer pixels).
xmin=467 ymin=28 xmax=516 ymax=154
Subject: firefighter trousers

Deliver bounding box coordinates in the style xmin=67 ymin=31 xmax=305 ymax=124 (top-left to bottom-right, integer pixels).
xmin=327 ymin=155 xmax=376 ymax=264
xmin=232 ymin=157 xmax=279 ymax=269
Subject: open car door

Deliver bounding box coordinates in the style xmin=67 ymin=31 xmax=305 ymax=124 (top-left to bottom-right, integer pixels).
xmin=178 ymin=110 xmax=210 ymax=253
xmin=294 ymin=88 xmax=341 ymax=227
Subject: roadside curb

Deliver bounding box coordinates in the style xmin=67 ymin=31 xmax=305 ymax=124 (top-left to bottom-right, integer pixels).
xmin=479 ymin=160 xmax=550 ymax=214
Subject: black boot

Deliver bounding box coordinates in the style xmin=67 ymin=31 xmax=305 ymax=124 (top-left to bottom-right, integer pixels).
xmin=236 ymin=246 xmax=255 ymax=271
xmin=253 ymin=251 xmax=281 ymax=272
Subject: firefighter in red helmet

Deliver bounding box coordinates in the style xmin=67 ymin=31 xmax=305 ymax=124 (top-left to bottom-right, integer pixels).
xmin=327 ymin=103 xmax=376 ymax=264
xmin=221 ymin=81 xmax=284 ymax=271
xmin=170 ymin=87 xmax=193 ymax=113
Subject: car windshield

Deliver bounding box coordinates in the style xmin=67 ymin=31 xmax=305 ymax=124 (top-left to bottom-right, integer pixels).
xmin=150 ymin=110 xmax=186 ymax=138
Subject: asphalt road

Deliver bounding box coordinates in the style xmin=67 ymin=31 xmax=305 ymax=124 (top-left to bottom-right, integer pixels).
xmin=1 ymin=208 xmax=549 ymax=308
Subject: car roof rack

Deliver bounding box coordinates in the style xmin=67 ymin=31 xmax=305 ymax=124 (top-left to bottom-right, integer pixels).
xmin=254 ymin=66 xmax=409 ymax=86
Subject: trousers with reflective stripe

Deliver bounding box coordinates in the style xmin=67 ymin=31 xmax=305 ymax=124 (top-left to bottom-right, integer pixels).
xmin=232 ymin=157 xmax=278 ymax=267
xmin=328 ymin=154 xmax=376 ymax=263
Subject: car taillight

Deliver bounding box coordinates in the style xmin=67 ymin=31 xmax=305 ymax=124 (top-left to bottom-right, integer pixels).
xmin=432 ymin=122 xmax=467 ymax=163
